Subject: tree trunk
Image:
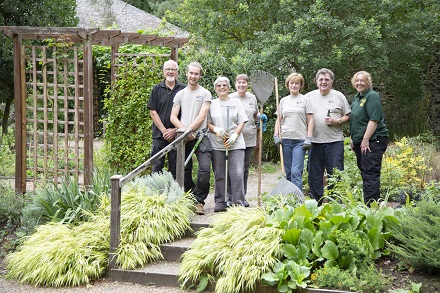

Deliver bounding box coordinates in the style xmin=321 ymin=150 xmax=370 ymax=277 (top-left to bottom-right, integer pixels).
xmin=426 ymin=46 xmax=440 ymax=137
xmin=2 ymin=96 xmax=13 ymax=135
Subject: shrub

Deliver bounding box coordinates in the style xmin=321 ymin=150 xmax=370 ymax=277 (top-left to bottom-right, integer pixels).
xmin=0 ymin=182 xmax=27 ymax=225
xmin=103 ymin=64 xmax=161 ymax=173
xmin=311 ymin=264 xmax=389 ymax=292
xmin=0 ymin=131 xmax=15 ymax=177
xmin=388 ymin=198 xmax=440 ymax=274
xmin=20 ymin=169 xmax=112 ymax=232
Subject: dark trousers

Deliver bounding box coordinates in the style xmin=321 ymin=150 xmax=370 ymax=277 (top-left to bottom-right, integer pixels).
xmin=184 ymin=137 xmax=212 ymax=205
xmin=151 ymin=138 xmax=176 ymax=179
xmin=308 ymin=141 xmax=344 ymax=204
xmin=353 ymin=137 xmax=388 ymax=205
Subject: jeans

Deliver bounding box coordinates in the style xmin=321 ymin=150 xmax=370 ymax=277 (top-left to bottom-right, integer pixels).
xmin=212 ymin=149 xmax=245 ymax=210
xmin=184 ymin=137 xmax=212 ymax=205
xmin=353 ymin=136 xmax=388 ymax=205
xmin=308 ymin=141 xmax=344 ymax=204
xmin=282 ymin=139 xmax=306 ymax=192
xmin=151 ymin=138 xmax=176 ymax=179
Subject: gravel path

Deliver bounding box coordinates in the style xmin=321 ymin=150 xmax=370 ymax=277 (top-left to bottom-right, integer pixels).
xmin=0 ymin=168 xmax=283 ymax=293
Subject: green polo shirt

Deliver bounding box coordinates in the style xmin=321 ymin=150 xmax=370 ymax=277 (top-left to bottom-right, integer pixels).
xmin=349 ymin=88 xmax=388 ymax=144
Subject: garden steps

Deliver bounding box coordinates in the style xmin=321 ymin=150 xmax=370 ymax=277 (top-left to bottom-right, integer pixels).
xmin=110 ymin=217 xmax=212 ymax=289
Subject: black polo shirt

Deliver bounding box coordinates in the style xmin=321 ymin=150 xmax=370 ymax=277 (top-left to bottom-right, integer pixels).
xmin=147 ymin=80 xmax=186 ymax=139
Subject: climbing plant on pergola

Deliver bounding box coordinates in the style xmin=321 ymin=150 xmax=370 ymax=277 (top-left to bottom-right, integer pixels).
xmin=0 ymin=26 xmax=188 ymax=193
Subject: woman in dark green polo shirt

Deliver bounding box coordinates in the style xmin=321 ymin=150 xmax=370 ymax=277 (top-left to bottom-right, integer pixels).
xmin=349 ymin=71 xmax=389 ymax=206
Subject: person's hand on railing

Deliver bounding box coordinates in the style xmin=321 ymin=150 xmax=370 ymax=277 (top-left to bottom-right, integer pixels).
xmin=163 ymin=128 xmax=177 ymax=142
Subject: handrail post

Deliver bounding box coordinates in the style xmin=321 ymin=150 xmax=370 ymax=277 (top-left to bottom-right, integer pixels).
xmin=109 ymin=175 xmax=122 ymax=273
xmin=176 ymin=129 xmax=185 ymax=188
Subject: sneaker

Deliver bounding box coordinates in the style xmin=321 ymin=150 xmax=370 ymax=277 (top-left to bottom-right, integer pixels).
xmin=243 ymin=199 xmax=249 ymax=207
xmin=194 ymin=203 xmax=205 ymax=215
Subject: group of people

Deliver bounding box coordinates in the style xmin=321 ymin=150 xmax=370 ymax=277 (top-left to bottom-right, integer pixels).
xmin=147 ymin=60 xmax=389 ymax=214
xmin=274 ymin=68 xmax=388 ymax=206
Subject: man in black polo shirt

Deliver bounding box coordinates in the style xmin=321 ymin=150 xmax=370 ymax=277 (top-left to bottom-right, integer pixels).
xmin=147 ymin=60 xmax=186 ymax=178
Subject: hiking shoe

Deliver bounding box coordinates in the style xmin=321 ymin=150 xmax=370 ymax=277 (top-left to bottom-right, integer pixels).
xmin=195 ymin=204 xmax=205 ymax=215
xmin=243 ymin=199 xmax=249 ymax=207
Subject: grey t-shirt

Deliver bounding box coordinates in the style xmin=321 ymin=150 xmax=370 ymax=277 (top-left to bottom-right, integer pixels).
xmin=279 ymin=94 xmax=313 ymax=140
xmin=230 ymin=92 xmax=258 ymax=147
xmin=207 ymin=97 xmax=248 ymax=151
xmin=173 ymin=86 xmax=212 ymax=132
xmin=305 ymin=89 xmax=350 ymax=143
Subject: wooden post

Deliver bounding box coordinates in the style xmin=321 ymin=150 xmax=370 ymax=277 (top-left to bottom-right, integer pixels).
xmin=176 ymin=129 xmax=185 ymax=188
xmin=14 ymin=34 xmax=26 ymax=193
xmin=109 ymin=175 xmax=122 ymax=272
xmin=83 ymin=38 xmax=94 ymax=187
xmin=171 ymin=47 xmax=178 ymax=62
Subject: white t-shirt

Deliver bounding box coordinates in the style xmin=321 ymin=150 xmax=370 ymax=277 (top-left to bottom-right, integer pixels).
xmin=305 ymin=89 xmax=350 ymax=143
xmin=173 ymin=86 xmax=212 ymax=132
xmin=207 ymin=97 xmax=248 ymax=151
xmin=230 ymin=92 xmax=258 ymax=147
xmin=279 ymin=94 xmax=313 ymax=140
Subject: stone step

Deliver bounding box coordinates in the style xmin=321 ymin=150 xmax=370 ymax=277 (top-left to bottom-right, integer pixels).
xmin=111 ymin=260 xmax=180 ymax=287
xmin=160 ymin=237 xmax=194 ymax=261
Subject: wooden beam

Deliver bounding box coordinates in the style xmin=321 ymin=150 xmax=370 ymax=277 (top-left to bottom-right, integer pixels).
xmin=83 ymin=38 xmax=94 ymax=187
xmin=14 ymin=34 xmax=26 ymax=193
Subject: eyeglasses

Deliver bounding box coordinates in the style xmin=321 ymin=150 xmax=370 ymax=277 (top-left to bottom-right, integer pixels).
xmin=318 ymin=78 xmax=331 ymax=82
xmin=216 ymin=84 xmax=229 ymax=88
xmin=164 ymin=68 xmax=177 ymax=72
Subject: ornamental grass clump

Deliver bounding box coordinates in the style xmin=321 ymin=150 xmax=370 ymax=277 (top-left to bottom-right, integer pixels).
xmin=7 ymin=171 xmax=193 ymax=286
xmin=116 ymin=173 xmax=194 ymax=269
xmin=6 ymin=199 xmax=110 ymax=287
xmin=179 ymin=207 xmax=283 ymax=293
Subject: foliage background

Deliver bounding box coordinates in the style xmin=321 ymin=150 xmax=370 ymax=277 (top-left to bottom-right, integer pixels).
xmin=166 ymin=0 xmax=440 ymax=138
xmin=0 ymin=0 xmax=78 ymax=134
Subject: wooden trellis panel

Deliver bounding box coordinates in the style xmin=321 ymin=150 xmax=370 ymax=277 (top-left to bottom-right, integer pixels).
xmin=23 ymin=44 xmax=85 ymax=188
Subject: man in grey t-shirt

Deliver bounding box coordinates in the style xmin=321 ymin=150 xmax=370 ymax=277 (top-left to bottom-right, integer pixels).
xmin=305 ymin=68 xmax=350 ymax=205
xmin=170 ymin=62 xmax=212 ymax=215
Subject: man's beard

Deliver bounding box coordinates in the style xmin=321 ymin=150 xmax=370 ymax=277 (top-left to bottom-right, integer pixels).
xmin=166 ymin=76 xmax=175 ymax=82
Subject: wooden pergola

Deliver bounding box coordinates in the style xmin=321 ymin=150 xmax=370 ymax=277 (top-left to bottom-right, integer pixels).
xmin=0 ymin=26 xmax=188 ymax=193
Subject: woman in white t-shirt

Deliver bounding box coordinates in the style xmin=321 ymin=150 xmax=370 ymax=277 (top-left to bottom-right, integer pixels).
xmin=207 ymin=76 xmax=248 ymax=212
xmin=274 ymin=73 xmax=314 ymax=191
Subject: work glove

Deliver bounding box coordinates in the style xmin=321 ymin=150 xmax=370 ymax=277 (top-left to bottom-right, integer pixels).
xmin=303 ymin=136 xmax=313 ymax=150
xmin=273 ymin=134 xmax=281 ymax=146
xmin=213 ymin=127 xmax=228 ymax=139
xmin=224 ymin=132 xmax=238 ymax=148
xmin=257 ymin=113 xmax=268 ymax=132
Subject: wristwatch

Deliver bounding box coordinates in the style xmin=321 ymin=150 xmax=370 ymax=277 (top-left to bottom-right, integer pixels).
xmin=338 ymin=118 xmax=342 ymax=124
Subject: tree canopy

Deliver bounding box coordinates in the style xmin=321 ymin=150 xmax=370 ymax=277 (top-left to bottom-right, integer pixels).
xmin=168 ymin=0 xmax=440 ymax=137
xmin=0 ymin=0 xmax=78 ymax=134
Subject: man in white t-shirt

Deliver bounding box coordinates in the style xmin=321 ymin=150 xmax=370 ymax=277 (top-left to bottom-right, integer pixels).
xmin=170 ymin=62 xmax=212 ymax=215
xmin=305 ymin=68 xmax=350 ymax=205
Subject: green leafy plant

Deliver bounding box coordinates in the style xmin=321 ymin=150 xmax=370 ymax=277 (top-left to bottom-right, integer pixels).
xmin=20 ymin=174 xmax=102 ymax=229
xmin=262 ymin=198 xmax=397 ymax=292
xmin=0 ymin=183 xmax=28 ymax=225
xmin=0 ymin=131 xmax=15 ymax=177
xmin=103 ymin=63 xmax=161 ymax=173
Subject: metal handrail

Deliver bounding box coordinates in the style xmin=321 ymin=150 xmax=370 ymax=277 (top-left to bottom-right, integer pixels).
xmin=108 ymin=128 xmax=192 ymax=271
